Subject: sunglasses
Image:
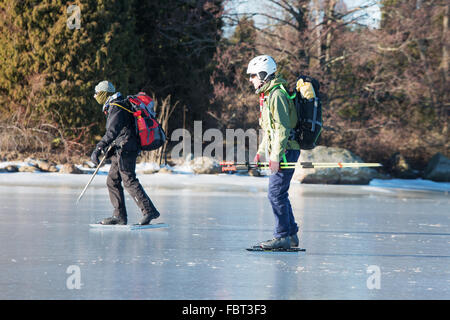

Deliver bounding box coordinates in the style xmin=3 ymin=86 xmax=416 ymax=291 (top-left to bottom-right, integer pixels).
xmin=249 ymin=74 xmax=258 ymax=80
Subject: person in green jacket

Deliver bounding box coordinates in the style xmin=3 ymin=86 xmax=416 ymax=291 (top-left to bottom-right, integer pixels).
xmin=247 ymin=55 xmax=301 ymax=249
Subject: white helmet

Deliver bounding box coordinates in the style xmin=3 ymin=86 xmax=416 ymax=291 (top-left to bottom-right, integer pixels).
xmin=247 ymin=55 xmax=277 ymax=81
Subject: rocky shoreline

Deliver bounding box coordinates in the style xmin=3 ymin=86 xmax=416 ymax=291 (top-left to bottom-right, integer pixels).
xmin=1 ymin=147 xmax=449 ymax=184
xmin=293 ymin=147 xmax=448 ymax=184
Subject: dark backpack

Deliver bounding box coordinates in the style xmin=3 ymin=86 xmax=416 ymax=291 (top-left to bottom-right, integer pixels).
xmin=293 ymin=75 xmax=323 ymax=150
xmin=270 ymin=75 xmax=323 ymax=150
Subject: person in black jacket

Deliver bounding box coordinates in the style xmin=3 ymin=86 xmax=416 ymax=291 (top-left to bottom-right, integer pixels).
xmin=90 ymin=81 xmax=160 ymax=225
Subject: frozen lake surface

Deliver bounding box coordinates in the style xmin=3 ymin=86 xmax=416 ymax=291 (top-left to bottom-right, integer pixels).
xmin=0 ymin=172 xmax=449 ymax=299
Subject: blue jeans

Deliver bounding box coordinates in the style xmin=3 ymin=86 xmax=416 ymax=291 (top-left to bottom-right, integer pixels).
xmin=268 ymin=149 xmax=300 ymax=238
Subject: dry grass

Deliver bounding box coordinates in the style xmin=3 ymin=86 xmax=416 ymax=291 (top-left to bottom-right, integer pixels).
xmin=0 ymin=119 xmax=91 ymax=163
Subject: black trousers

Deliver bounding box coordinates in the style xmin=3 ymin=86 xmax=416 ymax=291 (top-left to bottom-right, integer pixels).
xmin=106 ymin=150 xmax=157 ymax=219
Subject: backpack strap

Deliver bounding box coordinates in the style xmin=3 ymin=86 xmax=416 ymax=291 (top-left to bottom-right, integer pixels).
xmin=109 ymin=102 xmax=133 ymax=114
xmin=268 ymin=84 xmax=296 ymax=100
xmin=266 ymin=84 xmax=296 ymax=121
xmin=282 ymin=153 xmax=287 ymax=164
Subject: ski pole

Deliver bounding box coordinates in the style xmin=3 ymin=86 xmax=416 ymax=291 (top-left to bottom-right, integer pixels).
xmin=220 ymin=161 xmax=382 ymax=167
xmin=220 ymin=161 xmax=382 ymax=171
xmin=76 ymin=145 xmax=113 ymax=204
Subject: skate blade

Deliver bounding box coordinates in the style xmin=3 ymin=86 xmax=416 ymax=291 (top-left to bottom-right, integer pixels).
xmin=89 ymin=223 xmax=169 ymax=230
xmin=246 ymin=247 xmax=306 ymax=252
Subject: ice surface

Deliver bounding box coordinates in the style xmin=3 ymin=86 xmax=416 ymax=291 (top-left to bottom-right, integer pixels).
xmin=0 ymin=172 xmax=449 ymax=299
xmin=370 ymin=178 xmax=450 ymax=193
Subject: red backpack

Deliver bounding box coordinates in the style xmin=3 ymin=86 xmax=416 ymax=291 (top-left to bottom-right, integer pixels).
xmin=111 ymin=92 xmax=166 ymax=151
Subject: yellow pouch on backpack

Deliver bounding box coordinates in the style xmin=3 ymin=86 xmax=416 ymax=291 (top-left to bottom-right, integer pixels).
xmin=296 ymin=78 xmax=316 ymax=99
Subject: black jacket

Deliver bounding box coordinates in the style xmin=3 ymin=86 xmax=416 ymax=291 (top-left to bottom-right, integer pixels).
xmin=96 ymin=94 xmax=139 ymax=153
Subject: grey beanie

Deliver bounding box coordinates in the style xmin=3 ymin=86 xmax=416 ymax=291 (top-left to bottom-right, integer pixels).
xmin=95 ymin=80 xmax=115 ymax=93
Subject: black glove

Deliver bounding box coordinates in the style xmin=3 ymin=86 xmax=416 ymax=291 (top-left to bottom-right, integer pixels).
xmin=90 ymin=147 xmax=103 ymax=167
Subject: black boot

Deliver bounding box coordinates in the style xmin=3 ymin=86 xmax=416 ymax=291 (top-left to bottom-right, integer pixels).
xmin=100 ymin=215 xmax=127 ymax=225
xmin=139 ymin=210 xmax=160 ymax=225
xmin=290 ymin=233 xmax=299 ymax=247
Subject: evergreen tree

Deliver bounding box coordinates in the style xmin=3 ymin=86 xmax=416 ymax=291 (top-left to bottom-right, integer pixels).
xmin=0 ymin=0 xmax=145 ymax=149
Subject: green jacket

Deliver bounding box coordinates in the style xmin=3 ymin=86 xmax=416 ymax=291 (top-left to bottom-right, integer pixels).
xmin=256 ymin=75 xmax=300 ymax=162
